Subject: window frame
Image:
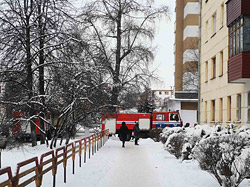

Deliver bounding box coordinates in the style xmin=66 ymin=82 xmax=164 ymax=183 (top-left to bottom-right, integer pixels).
xmin=156 ymin=114 xmax=165 ymax=121
xmin=211 ymin=57 xmax=216 ymax=79
xmin=205 ymin=61 xmax=208 ymax=82
xmin=227 ymin=96 xmax=231 ymax=121
xmin=212 ymin=13 xmax=217 ymax=36
xmin=211 ymin=100 xmax=215 ymax=122
xmin=219 ymin=51 xmax=223 ymax=76
xmin=204 ymin=101 xmax=207 ymax=122
xmin=219 ymin=98 xmax=223 ymax=122
xmin=237 ymin=94 xmax=241 ymax=121
xmin=220 ymin=3 xmax=224 ymax=27
xmin=229 ymin=16 xmax=244 ymax=58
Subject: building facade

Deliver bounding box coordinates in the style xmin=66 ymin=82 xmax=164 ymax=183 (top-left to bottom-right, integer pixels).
xmin=175 ymin=0 xmax=199 ymax=91
xmin=200 ymin=0 xmax=250 ymax=127
xmin=152 ymin=90 xmax=173 ymax=110
xmin=173 ymin=0 xmax=199 ymax=126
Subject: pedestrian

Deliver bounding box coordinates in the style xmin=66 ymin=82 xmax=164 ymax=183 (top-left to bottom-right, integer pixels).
xmin=119 ymin=121 xmax=128 ymax=148
xmin=133 ymin=122 xmax=140 ymax=145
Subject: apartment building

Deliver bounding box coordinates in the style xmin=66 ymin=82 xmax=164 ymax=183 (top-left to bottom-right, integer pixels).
xmin=173 ymin=0 xmax=199 ymax=126
xmin=200 ymin=0 xmax=250 ymax=127
xmin=152 ymin=90 xmax=173 ymax=108
xmin=175 ymin=0 xmax=199 ymax=91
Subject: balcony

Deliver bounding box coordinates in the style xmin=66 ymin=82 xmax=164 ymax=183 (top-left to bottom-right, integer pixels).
xmin=226 ymin=0 xmax=250 ymax=26
xmin=227 ymin=0 xmax=250 ymax=83
xmin=228 ymin=52 xmax=250 ymax=83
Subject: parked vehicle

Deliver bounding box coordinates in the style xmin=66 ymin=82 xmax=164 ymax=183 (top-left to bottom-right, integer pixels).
xmin=102 ymin=111 xmax=182 ymax=140
xmin=12 ymin=112 xmax=50 ymax=141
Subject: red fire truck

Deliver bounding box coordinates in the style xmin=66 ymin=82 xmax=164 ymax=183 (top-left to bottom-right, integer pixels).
xmin=102 ymin=111 xmax=182 ymax=140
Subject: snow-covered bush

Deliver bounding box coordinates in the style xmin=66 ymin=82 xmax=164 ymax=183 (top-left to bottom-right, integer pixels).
xmin=160 ymin=127 xmax=184 ymax=144
xmin=161 ymin=125 xmax=213 ymax=160
xmin=193 ymin=134 xmax=250 ymax=187
xmin=165 ymin=132 xmax=185 ymax=159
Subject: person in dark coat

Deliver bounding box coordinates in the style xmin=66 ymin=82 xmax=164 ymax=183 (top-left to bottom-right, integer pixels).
xmin=119 ymin=121 xmax=128 ymax=148
xmin=133 ymin=122 xmax=140 ymax=145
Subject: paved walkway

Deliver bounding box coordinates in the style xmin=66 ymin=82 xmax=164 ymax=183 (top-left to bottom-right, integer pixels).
xmin=42 ymin=136 xmax=223 ymax=187
xmin=106 ymin=137 xmax=161 ymax=187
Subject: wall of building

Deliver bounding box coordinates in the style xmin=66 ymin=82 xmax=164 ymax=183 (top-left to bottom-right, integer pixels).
xmin=200 ymin=0 xmax=247 ymax=127
xmin=175 ymin=0 xmax=199 ymax=92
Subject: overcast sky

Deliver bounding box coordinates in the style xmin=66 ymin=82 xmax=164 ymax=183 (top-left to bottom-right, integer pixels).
xmin=151 ymin=0 xmax=175 ymax=90
xmin=73 ymin=0 xmax=176 ymax=91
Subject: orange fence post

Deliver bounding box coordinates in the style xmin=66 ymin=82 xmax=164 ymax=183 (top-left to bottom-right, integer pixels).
xmin=74 ymin=139 xmax=82 ymax=167
xmin=39 ymin=150 xmax=55 ymax=187
xmin=55 ymin=146 xmax=66 ymax=185
xmin=88 ymin=137 xmax=91 ymax=159
xmin=66 ymin=143 xmax=75 ymax=175
xmin=0 ymin=167 xmax=13 ymax=187
xmin=97 ymin=133 xmax=100 ymax=151
xmin=83 ymin=138 xmax=87 ymax=163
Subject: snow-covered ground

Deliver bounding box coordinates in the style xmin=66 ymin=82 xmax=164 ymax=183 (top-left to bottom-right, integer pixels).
xmin=1 ymin=136 xmax=250 ymax=187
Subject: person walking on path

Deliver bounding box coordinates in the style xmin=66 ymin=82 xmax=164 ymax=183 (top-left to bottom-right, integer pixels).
xmin=119 ymin=122 xmax=128 ymax=148
xmin=133 ymin=122 xmax=140 ymax=145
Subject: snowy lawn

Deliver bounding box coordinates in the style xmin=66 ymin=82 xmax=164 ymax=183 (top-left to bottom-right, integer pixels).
xmin=1 ymin=136 xmax=250 ymax=186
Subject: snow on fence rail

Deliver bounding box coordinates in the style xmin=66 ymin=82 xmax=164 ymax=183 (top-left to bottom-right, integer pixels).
xmin=0 ymin=130 xmax=109 ymax=187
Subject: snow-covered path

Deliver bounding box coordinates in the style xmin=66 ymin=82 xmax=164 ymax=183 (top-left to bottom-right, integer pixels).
xmin=107 ymin=138 xmax=160 ymax=187
xmin=47 ymin=136 xmax=226 ymax=187
xmin=4 ymin=136 xmax=249 ymax=187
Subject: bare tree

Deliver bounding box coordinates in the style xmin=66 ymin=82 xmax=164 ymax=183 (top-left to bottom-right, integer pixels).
xmin=0 ymin=0 xmax=75 ymax=146
xmin=79 ymin=0 xmax=169 ymax=111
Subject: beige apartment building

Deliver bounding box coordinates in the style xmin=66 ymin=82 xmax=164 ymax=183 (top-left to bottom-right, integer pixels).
xmin=200 ymin=0 xmax=250 ymax=127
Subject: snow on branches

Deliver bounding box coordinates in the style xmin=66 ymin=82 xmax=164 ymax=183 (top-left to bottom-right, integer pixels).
xmin=160 ymin=125 xmax=250 ymax=187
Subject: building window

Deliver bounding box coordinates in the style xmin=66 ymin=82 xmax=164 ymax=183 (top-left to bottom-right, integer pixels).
xmin=219 ymin=51 xmax=223 ymax=76
xmin=159 ymin=91 xmax=161 ymax=95
xmin=248 ymin=92 xmax=250 ymax=122
xmin=205 ymin=20 xmax=208 ymax=41
xmin=211 ymin=100 xmax=215 ymax=121
xmin=229 ymin=17 xmax=243 ymax=57
xmin=220 ymin=3 xmax=224 ymax=27
xmin=219 ymin=98 xmax=223 ymax=122
xmin=205 ymin=101 xmax=207 ymax=122
xmin=237 ymin=94 xmax=241 ymax=121
xmin=227 ymin=96 xmax=231 ymax=121
xmin=205 ymin=61 xmax=208 ymax=82
xmin=212 ymin=13 xmax=217 ymax=35
xmin=211 ymin=57 xmax=216 ymax=79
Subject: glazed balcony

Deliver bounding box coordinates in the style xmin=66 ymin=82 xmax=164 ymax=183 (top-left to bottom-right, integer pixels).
xmin=227 ymin=0 xmax=250 ymax=83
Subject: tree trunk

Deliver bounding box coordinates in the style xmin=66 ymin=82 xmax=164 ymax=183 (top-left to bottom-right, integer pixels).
xmin=111 ymin=7 xmax=122 ymax=111
xmin=25 ymin=0 xmax=37 ymax=147
xmin=38 ymin=0 xmax=46 ymax=144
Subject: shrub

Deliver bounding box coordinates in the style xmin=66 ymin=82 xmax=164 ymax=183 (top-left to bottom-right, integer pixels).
xmin=148 ymin=128 xmax=163 ymax=142
xmin=160 ymin=127 xmax=183 ymax=144
xmin=165 ymin=132 xmax=185 ymax=159
xmin=193 ymin=134 xmax=250 ymax=187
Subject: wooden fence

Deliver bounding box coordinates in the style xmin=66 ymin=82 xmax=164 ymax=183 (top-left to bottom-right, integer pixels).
xmin=0 ymin=130 xmax=109 ymax=187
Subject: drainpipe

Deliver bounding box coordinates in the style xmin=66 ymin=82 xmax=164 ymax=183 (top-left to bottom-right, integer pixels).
xmin=198 ymin=0 xmax=202 ymax=125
